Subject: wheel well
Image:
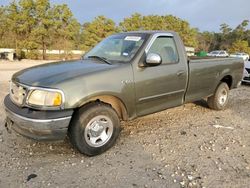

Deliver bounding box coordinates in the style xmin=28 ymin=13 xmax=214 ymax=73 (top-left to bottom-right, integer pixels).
xmin=221 ymin=75 xmax=233 ymax=89
xmin=80 ymin=95 xmax=128 ymax=120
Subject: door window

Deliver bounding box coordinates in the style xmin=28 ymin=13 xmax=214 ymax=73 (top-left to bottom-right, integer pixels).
xmin=148 ymin=36 xmax=179 ymax=64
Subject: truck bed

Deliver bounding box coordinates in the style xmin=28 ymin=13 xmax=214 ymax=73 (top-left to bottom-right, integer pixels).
xmin=184 ymin=57 xmax=244 ymax=103
xmin=189 ymin=56 xmax=229 ymax=60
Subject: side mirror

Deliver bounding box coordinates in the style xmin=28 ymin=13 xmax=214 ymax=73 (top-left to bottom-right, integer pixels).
xmin=146 ymin=53 xmax=162 ymax=66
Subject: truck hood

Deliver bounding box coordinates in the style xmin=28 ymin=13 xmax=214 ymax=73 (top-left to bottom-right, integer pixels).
xmin=12 ymin=59 xmax=118 ymax=87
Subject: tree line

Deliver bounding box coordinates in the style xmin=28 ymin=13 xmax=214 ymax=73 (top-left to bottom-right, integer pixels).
xmin=0 ymin=0 xmax=249 ymax=60
xmin=198 ymin=20 xmax=250 ymax=54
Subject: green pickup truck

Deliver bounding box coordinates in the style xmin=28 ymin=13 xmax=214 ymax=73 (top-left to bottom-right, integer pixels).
xmin=4 ymin=31 xmax=244 ymax=156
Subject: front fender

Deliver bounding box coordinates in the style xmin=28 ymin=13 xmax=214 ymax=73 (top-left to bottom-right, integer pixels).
xmin=57 ymin=64 xmax=136 ymax=119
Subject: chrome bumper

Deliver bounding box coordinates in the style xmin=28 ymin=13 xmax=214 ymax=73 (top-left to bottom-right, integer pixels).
xmin=4 ymin=95 xmax=73 ymax=141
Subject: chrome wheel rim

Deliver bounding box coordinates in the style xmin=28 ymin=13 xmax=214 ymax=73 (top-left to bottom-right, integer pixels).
xmin=84 ymin=115 xmax=113 ymax=147
xmin=218 ymin=88 xmax=228 ymax=105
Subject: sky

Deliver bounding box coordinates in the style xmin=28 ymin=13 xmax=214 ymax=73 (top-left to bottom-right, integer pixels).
xmin=1 ymin=0 xmax=250 ymax=32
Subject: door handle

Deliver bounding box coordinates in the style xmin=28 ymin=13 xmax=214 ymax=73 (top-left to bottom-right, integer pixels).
xmin=177 ymin=71 xmax=185 ymax=76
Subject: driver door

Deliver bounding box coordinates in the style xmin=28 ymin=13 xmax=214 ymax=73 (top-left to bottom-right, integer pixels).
xmin=133 ymin=35 xmax=188 ymax=116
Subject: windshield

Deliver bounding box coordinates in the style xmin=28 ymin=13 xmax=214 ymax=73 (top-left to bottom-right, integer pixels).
xmin=85 ymin=34 xmax=147 ymax=62
xmin=211 ymin=51 xmax=220 ymax=54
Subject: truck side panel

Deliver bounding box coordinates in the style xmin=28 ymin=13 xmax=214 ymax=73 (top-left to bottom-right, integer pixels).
xmin=185 ymin=58 xmax=244 ymax=103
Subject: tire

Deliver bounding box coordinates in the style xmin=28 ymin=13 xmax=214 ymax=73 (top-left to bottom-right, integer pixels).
xmin=207 ymin=82 xmax=229 ymax=111
xmin=68 ymin=102 xmax=121 ymax=156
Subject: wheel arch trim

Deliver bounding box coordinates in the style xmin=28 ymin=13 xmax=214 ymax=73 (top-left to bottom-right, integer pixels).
xmin=77 ymin=95 xmax=129 ymax=120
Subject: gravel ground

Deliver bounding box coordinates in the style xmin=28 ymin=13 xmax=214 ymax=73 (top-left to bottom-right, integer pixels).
xmin=0 ymin=62 xmax=249 ymax=188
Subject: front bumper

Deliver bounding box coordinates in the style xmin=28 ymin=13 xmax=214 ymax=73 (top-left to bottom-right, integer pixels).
xmin=242 ymin=76 xmax=250 ymax=83
xmin=4 ymin=95 xmax=73 ymax=141
xmin=242 ymin=68 xmax=250 ymax=83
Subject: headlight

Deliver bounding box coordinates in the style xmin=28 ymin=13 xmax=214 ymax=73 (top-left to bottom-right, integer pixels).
xmin=27 ymin=89 xmax=63 ymax=108
xmin=244 ymin=69 xmax=249 ymax=77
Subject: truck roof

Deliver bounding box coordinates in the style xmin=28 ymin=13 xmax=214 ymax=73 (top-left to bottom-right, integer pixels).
xmin=120 ymin=30 xmax=176 ymax=35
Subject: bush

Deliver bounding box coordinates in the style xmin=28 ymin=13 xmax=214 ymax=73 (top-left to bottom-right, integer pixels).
xmin=26 ymin=50 xmax=40 ymax=60
xmin=229 ymin=40 xmax=250 ymax=54
xmin=16 ymin=49 xmax=26 ymax=60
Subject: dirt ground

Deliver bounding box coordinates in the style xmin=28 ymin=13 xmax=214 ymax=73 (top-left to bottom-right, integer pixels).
xmin=0 ymin=61 xmax=249 ymax=188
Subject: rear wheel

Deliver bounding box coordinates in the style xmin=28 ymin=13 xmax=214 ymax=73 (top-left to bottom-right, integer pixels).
xmin=68 ymin=102 xmax=121 ymax=156
xmin=207 ymin=82 xmax=229 ymax=110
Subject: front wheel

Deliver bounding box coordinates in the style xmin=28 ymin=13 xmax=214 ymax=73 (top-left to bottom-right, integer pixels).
xmin=68 ymin=102 xmax=121 ymax=156
xmin=207 ymin=82 xmax=229 ymax=110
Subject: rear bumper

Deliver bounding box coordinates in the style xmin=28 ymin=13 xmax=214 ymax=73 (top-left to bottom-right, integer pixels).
xmin=4 ymin=95 xmax=73 ymax=141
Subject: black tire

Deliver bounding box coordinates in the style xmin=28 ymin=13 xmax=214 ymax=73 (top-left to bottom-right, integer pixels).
xmin=207 ymin=82 xmax=229 ymax=110
xmin=68 ymin=102 xmax=121 ymax=156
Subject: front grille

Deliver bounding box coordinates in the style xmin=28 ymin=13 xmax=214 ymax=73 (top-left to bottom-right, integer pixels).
xmin=243 ymin=76 xmax=250 ymax=81
xmin=246 ymin=68 xmax=250 ymax=74
xmin=10 ymin=82 xmax=28 ymax=106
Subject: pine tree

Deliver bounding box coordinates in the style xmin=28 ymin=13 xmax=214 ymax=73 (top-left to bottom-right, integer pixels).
xmin=81 ymin=16 xmax=118 ymax=51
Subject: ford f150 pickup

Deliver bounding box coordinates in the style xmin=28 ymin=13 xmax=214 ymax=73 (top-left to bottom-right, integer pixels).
xmin=4 ymin=31 xmax=244 ymax=156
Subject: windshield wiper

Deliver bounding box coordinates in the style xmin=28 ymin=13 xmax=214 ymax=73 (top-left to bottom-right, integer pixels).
xmin=87 ymin=56 xmax=112 ymax=65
